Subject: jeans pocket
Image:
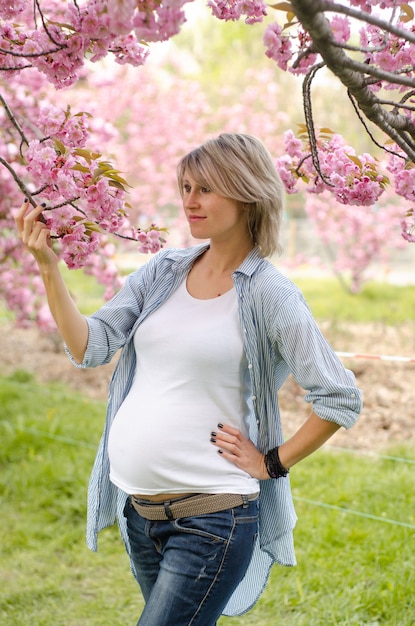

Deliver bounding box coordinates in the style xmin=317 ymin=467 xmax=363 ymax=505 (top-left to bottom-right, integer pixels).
xmin=173 ymin=508 xmax=235 ymax=542
xmin=233 ymin=498 xmax=259 ymax=525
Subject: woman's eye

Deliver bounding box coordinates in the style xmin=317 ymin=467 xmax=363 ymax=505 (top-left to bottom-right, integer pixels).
xmin=200 ymin=187 xmax=211 ymax=193
xmin=183 ymin=184 xmax=191 ymax=193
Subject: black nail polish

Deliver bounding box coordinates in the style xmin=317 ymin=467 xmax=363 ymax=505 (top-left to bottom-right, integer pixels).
xmin=210 ymin=437 xmax=216 ymax=443
xmin=24 ymin=197 xmax=29 ymax=203
xmin=211 ymin=431 xmax=217 ymax=437
xmin=218 ymin=449 xmax=223 ymax=454
xmin=218 ymin=423 xmax=224 ymax=429
xmin=41 ymin=202 xmax=47 ymax=207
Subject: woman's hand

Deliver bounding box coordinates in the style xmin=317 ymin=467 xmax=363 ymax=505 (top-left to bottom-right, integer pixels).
xmin=15 ymin=198 xmax=89 ymax=363
xmin=15 ymin=200 xmax=57 ymax=268
xmin=210 ymin=423 xmax=269 ymax=480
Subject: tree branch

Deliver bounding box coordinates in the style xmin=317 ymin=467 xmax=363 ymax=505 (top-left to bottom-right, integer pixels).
xmin=302 ymin=62 xmax=334 ymax=186
xmin=347 ymin=90 xmax=403 ymax=159
xmin=291 ymin=0 xmax=415 ymax=162
xmin=378 ymin=93 xmax=415 ymax=113
xmin=0 ymin=46 xmax=65 ymax=58
xmin=0 ymin=156 xmax=34 ymax=201
xmin=0 ymin=63 xmax=32 ymax=70
xmin=321 ymin=0 xmax=415 ymax=44
xmin=34 ymin=0 xmax=66 ymax=48
xmin=0 ymin=94 xmax=30 ymax=157
xmin=343 ymin=56 xmax=415 ymax=90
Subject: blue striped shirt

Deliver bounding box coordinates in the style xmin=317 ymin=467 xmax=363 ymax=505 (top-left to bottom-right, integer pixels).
xmin=67 ymin=243 xmax=362 ymax=616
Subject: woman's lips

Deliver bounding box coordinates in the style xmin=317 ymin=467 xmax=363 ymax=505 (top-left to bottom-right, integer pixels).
xmin=188 ymin=215 xmax=206 ymax=222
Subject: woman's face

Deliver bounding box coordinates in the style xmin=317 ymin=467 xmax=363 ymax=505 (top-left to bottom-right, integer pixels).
xmin=182 ymin=170 xmax=250 ymax=245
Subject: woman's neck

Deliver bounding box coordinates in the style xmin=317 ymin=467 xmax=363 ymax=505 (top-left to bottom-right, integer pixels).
xmin=203 ymin=239 xmax=255 ymax=276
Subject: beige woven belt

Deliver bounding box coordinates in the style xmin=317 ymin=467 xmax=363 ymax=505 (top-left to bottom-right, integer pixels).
xmin=130 ymin=492 xmax=259 ymax=521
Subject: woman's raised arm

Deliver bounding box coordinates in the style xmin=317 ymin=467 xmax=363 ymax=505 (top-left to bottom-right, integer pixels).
xmin=15 ymin=200 xmax=89 ymax=364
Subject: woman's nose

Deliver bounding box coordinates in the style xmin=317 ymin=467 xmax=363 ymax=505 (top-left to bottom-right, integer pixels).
xmin=184 ymin=190 xmax=199 ymax=208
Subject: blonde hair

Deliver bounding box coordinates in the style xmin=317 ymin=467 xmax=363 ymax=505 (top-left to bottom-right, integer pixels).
xmin=177 ymin=133 xmax=285 ymax=257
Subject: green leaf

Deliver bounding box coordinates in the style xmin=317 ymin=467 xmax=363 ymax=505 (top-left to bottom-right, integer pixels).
xmin=269 ymin=2 xmax=293 ymax=10
xmin=346 ymin=154 xmax=363 ymax=169
xmin=400 ymin=3 xmax=414 ymax=22
xmin=53 ymin=139 xmax=67 ymax=155
xmin=105 ymin=172 xmax=129 ymax=185
xmin=108 ymin=180 xmax=127 ymax=191
xmin=296 ymin=123 xmax=308 ymax=134
xmin=82 ymin=221 xmax=105 ymax=234
xmin=73 ymin=148 xmax=102 ymax=162
xmin=96 ymin=162 xmax=112 ymax=173
xmin=48 ymin=20 xmax=76 ymax=31
xmin=71 ymin=163 xmax=90 ymax=173
xmin=283 ymin=12 xmax=296 ymax=25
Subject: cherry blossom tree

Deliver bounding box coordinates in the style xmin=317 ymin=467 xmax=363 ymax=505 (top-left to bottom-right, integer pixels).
xmin=1 ymin=0 xmax=414 ymax=326
xmin=263 ymin=0 xmax=415 ymax=241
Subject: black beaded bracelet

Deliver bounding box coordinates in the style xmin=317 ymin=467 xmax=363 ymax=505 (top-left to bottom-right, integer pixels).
xmin=264 ymin=446 xmax=289 ymax=479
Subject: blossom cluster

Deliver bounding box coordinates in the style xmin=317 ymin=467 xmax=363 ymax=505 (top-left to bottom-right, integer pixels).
xmin=277 ymin=124 xmax=415 ymax=257
xmin=0 ymin=0 xmax=25 ymax=20
xmin=0 ymin=0 xmax=192 ymax=87
xmin=1 ymin=0 xmax=415 ymax=329
xmin=360 ymin=24 xmax=415 ymax=92
xmin=349 ymin=0 xmax=409 ymax=11
xmin=276 ymin=129 xmax=389 ymax=207
xmin=263 ymin=0 xmax=414 ymax=85
xmin=263 ymin=15 xmax=350 ymax=76
xmin=21 ymin=103 xmax=125 ymax=269
xmin=207 ymin=0 xmax=267 ymax=24
xmin=387 ymin=150 xmax=415 ymax=242
xmin=24 ymin=122 xmax=166 ymax=269
xmin=2 ymin=72 xmax=165 ymax=281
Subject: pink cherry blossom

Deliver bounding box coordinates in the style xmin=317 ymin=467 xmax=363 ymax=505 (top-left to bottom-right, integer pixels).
xmin=0 ymin=0 xmax=414 ymax=330
xmin=329 ymin=16 xmax=351 ymax=45
xmin=263 ymin=23 xmax=292 ymax=70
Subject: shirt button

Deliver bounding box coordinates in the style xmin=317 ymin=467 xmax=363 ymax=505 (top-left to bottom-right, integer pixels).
xmin=248 ymin=363 xmax=253 ymax=369
xmin=350 ymin=393 xmax=356 ymax=398
xmin=252 ymin=395 xmax=256 ymax=401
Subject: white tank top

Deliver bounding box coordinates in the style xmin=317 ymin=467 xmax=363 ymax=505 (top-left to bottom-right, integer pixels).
xmin=108 ymin=278 xmax=259 ymax=495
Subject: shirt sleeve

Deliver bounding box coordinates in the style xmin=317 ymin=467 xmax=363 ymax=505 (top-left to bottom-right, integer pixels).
xmin=65 ymin=254 xmax=159 ymax=369
xmin=273 ymin=292 xmax=362 ymax=429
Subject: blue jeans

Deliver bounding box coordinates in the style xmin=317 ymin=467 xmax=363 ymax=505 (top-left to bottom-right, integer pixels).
xmin=123 ymin=496 xmax=259 ymax=626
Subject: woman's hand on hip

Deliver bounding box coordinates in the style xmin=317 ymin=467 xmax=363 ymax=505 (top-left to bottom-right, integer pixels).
xmin=210 ymin=423 xmax=269 ymax=480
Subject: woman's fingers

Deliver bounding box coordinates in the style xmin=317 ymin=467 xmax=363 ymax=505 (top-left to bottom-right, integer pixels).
xmin=213 ymin=424 xmax=246 ymax=453
xmin=15 ymin=199 xmax=31 ymax=234
xmin=210 ymin=423 xmax=267 ymax=479
xmin=15 ymin=200 xmax=46 ymax=242
xmin=15 ymin=199 xmax=55 ymax=266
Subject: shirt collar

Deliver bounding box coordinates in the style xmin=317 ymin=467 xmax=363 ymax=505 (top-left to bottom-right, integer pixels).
xmin=166 ymin=242 xmax=266 ymax=277
xmin=234 ymin=245 xmax=266 ymax=277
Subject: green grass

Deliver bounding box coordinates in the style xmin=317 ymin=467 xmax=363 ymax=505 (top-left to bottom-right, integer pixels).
xmin=1 ymin=372 xmax=414 ymax=625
